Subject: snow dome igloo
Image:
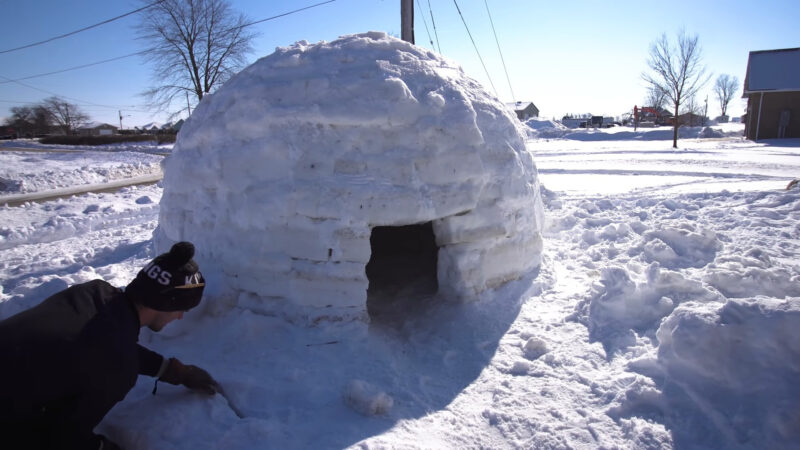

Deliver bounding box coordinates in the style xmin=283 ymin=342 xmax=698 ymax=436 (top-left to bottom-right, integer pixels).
xmin=155 ymin=32 xmax=544 ymax=320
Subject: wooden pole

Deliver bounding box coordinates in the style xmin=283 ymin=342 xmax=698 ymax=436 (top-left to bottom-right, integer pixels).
xmin=401 ymin=0 xmax=414 ymax=44
xmin=755 ymin=92 xmax=763 ymax=141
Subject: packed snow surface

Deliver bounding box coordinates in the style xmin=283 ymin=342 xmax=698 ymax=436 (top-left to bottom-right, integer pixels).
xmin=157 ymin=32 xmax=543 ymax=319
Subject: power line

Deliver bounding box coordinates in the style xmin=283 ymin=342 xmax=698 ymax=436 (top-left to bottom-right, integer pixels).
xmin=0 ymin=0 xmax=164 ymax=55
xmin=238 ymin=0 xmax=337 ymax=29
xmin=1 ymin=1 xmax=339 ymax=85
xmin=415 ymin=0 xmax=436 ymax=51
xmin=0 ymin=74 xmax=146 ymax=111
xmin=0 ymin=0 xmax=339 ymax=117
xmin=428 ymin=0 xmax=442 ymax=54
xmin=0 ymin=52 xmax=146 ymax=85
xmin=452 ymin=0 xmax=497 ymax=98
xmin=484 ymin=0 xmax=515 ymax=103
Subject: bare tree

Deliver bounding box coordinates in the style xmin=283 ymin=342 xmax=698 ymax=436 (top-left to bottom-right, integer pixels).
xmin=645 ymin=85 xmax=667 ymax=110
xmin=137 ymin=0 xmax=256 ymax=117
xmin=642 ymin=30 xmax=710 ymax=148
xmin=41 ymin=97 xmax=89 ymax=135
xmin=4 ymin=105 xmax=51 ymax=137
xmin=714 ymin=74 xmax=740 ymax=120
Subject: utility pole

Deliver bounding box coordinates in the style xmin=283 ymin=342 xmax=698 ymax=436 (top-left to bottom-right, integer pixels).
xmin=401 ymin=0 xmax=414 ymax=44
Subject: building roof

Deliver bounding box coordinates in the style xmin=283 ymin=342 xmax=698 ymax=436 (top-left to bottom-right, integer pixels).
xmin=505 ymin=101 xmax=538 ymax=112
xmin=743 ymin=47 xmax=800 ymax=94
xmin=79 ymin=122 xmax=117 ymax=129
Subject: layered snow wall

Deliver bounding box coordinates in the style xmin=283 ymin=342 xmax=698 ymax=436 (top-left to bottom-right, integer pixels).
xmin=155 ymin=32 xmax=544 ymax=319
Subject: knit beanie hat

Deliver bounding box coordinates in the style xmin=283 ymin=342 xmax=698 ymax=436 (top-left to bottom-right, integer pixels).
xmin=126 ymin=242 xmax=205 ymax=312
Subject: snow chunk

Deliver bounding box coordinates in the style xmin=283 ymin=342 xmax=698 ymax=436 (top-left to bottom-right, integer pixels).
xmin=155 ymin=32 xmax=544 ymax=319
xmin=571 ymin=263 xmax=721 ymax=342
xmin=343 ymin=379 xmax=393 ymax=416
xmin=522 ymin=336 xmax=549 ymax=360
xmin=635 ymin=226 xmax=721 ymax=269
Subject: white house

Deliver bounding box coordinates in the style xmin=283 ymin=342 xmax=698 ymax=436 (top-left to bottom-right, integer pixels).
xmin=77 ymin=122 xmax=117 ymax=136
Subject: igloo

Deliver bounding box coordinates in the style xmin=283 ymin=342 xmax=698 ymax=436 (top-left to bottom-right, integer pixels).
xmin=154 ymin=32 xmax=544 ymax=321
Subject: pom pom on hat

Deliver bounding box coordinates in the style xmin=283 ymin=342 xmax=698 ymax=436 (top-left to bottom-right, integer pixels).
xmin=126 ymin=241 xmax=205 ymax=312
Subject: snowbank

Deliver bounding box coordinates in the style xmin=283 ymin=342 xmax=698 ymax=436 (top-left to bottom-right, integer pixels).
xmin=156 ymin=32 xmax=544 ymax=320
xmin=525 ymin=122 xmax=745 ymax=142
xmin=0 ymin=139 xmax=172 ymax=154
xmin=654 ymin=297 xmax=800 ymax=447
xmin=0 ymin=150 xmax=162 ymax=194
xmin=523 ymin=117 xmax=568 ymax=139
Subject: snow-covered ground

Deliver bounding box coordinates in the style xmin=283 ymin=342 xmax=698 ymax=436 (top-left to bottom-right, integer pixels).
xmin=2 ymin=123 xmax=800 ymax=449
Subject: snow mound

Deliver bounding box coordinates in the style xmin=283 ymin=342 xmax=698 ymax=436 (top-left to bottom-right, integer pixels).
xmin=523 ymin=117 xmax=568 ymax=139
xmin=155 ymin=32 xmax=544 ymax=320
xmin=572 ymin=263 xmax=720 ymax=341
xmin=534 ymin=124 xmax=745 ymax=142
xmin=698 ymin=126 xmax=724 ymax=138
xmin=638 ymin=226 xmax=721 ymax=269
xmin=655 ymin=297 xmax=800 ymax=447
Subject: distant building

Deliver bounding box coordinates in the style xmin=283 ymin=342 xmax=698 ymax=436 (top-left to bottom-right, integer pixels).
xmin=743 ymin=47 xmax=800 ymax=140
xmin=506 ymin=101 xmax=539 ymax=120
xmin=137 ymin=122 xmax=163 ymax=134
xmin=77 ymin=122 xmax=118 ymax=136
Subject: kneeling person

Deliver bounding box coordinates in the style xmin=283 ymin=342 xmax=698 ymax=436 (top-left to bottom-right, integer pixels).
xmin=0 ymin=241 xmax=217 ymax=450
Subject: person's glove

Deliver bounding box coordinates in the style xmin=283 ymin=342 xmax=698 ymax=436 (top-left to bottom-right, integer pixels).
xmin=159 ymin=357 xmax=219 ymax=395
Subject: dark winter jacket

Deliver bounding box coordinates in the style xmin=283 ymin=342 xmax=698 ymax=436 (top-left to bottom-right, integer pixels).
xmin=0 ymin=279 xmax=164 ymax=449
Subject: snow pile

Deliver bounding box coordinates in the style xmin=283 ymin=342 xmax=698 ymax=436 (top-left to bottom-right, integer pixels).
xmin=523 ymin=117 xmax=568 ymax=139
xmin=546 ymin=184 xmax=800 ymax=448
xmin=156 ymin=32 xmax=544 ymax=319
xmin=0 ymin=150 xmax=163 ymax=194
xmin=531 ymin=125 xmax=745 ymax=142
xmin=654 ymin=297 xmax=800 ymax=447
xmin=699 ymin=126 xmax=725 ymax=138
xmin=575 ymin=264 xmax=720 ymax=341
xmin=0 ymin=139 xmax=172 ymax=154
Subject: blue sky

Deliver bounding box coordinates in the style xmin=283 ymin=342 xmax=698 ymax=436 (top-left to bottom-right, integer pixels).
xmin=1 ymin=0 xmax=798 ymax=127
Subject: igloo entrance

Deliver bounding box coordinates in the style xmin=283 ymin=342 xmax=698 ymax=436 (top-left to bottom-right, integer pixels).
xmin=366 ymin=222 xmax=439 ymax=320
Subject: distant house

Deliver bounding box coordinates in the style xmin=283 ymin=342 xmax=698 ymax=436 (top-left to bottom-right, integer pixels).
xmin=677 ymin=112 xmax=707 ymax=127
xmin=137 ymin=122 xmax=163 ymax=134
xmin=743 ymin=47 xmax=800 ymax=140
xmin=160 ymin=119 xmax=184 ymax=133
xmin=506 ymin=101 xmax=539 ymax=120
xmin=635 ymin=106 xmax=673 ymax=126
xmin=77 ymin=122 xmax=118 ymax=136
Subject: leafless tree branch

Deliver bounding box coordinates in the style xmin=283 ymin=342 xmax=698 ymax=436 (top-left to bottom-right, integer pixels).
xmin=40 ymin=97 xmax=89 ymax=135
xmin=713 ymin=74 xmax=740 ymax=119
xmin=137 ymin=0 xmax=256 ymax=116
